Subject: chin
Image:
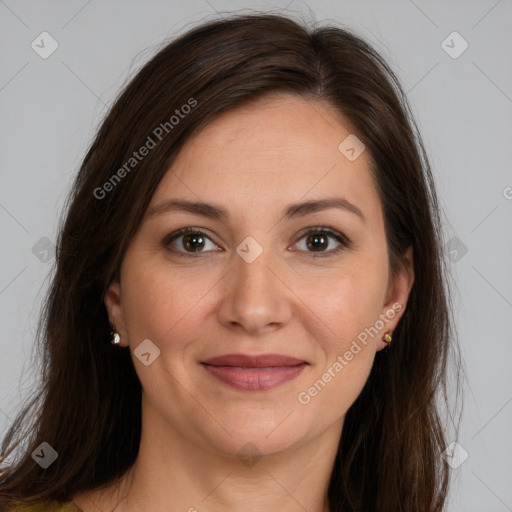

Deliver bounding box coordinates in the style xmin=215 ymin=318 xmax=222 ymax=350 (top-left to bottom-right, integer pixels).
xmin=215 ymin=430 xmax=304 ymax=463
xmin=202 ymin=410 xmax=310 ymax=457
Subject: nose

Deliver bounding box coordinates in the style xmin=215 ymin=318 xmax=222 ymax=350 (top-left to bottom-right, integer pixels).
xmin=216 ymin=242 xmax=293 ymax=335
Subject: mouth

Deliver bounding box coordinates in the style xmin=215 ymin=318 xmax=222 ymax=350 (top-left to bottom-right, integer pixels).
xmin=200 ymin=353 xmax=309 ymax=391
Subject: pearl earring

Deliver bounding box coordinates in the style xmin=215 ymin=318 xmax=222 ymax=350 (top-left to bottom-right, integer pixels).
xmin=111 ymin=329 xmax=121 ymax=345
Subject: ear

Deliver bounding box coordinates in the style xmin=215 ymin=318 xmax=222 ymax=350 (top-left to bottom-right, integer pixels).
xmin=377 ymin=246 xmax=415 ymax=350
xmin=104 ymin=281 xmax=128 ymax=347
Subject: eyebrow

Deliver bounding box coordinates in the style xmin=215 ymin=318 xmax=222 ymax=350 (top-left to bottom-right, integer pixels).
xmin=147 ymin=197 xmax=365 ymax=222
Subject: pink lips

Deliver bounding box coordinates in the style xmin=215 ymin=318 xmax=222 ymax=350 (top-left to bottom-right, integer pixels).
xmin=201 ymin=353 xmax=308 ymax=391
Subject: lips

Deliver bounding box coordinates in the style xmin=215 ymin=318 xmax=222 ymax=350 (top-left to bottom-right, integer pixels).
xmin=202 ymin=353 xmax=307 ymax=368
xmin=200 ymin=353 xmax=308 ymax=391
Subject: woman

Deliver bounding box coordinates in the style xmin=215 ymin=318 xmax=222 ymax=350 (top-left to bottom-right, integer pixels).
xmin=0 ymin=12 xmax=459 ymax=512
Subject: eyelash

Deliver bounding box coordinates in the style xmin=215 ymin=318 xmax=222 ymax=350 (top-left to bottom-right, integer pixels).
xmin=162 ymin=226 xmax=350 ymax=259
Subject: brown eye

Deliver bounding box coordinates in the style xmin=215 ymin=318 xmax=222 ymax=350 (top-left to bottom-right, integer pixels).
xmin=181 ymin=233 xmax=206 ymax=252
xmin=292 ymin=227 xmax=349 ymax=257
xmin=163 ymin=226 xmax=349 ymax=259
xmin=306 ymin=233 xmax=329 ymax=252
xmin=163 ymin=228 xmax=220 ymax=257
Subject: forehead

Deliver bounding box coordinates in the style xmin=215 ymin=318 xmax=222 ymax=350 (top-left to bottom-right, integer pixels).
xmin=150 ymin=93 xmax=380 ymax=224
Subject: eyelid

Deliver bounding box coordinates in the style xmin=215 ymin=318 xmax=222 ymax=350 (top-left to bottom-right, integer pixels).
xmin=292 ymin=225 xmax=350 ymax=246
xmin=162 ymin=225 xmax=350 ymax=258
xmin=161 ymin=227 xmax=220 ymax=255
xmin=290 ymin=225 xmax=350 ymax=257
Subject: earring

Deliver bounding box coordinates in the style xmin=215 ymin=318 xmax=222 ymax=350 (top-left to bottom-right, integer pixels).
xmin=111 ymin=329 xmax=121 ymax=346
xmin=382 ymin=330 xmax=393 ymax=344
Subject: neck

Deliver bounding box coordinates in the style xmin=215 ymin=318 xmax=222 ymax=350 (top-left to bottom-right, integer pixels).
xmin=73 ymin=401 xmax=342 ymax=512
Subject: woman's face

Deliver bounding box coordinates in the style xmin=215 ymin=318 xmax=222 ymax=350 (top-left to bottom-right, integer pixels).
xmin=106 ymin=93 xmax=413 ymax=459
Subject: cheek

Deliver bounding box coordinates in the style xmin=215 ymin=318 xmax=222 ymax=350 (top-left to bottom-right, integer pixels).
xmin=119 ymin=255 xmax=210 ymax=349
xmin=294 ymin=256 xmax=388 ymax=412
xmin=300 ymin=255 xmax=389 ymax=349
xmin=120 ymin=241 xmax=389 ymax=348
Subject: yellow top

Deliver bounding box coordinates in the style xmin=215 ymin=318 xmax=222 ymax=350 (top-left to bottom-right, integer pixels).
xmin=10 ymin=502 xmax=81 ymax=512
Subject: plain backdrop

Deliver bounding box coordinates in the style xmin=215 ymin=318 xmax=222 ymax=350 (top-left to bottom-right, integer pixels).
xmin=1 ymin=1 xmax=511 ymax=510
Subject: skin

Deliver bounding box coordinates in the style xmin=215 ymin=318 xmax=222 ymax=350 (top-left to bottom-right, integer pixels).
xmin=72 ymin=93 xmax=414 ymax=512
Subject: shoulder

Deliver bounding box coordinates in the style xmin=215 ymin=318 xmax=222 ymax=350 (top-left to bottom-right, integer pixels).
xmin=8 ymin=501 xmax=81 ymax=512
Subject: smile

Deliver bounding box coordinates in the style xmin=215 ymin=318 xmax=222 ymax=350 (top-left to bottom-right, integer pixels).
xmin=200 ymin=353 xmax=309 ymax=391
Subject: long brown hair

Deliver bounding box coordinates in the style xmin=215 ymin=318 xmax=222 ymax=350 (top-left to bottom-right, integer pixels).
xmin=0 ymin=12 xmax=460 ymax=511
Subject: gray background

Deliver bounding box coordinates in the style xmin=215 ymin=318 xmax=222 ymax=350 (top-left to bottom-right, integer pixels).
xmin=1 ymin=1 xmax=511 ymax=510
